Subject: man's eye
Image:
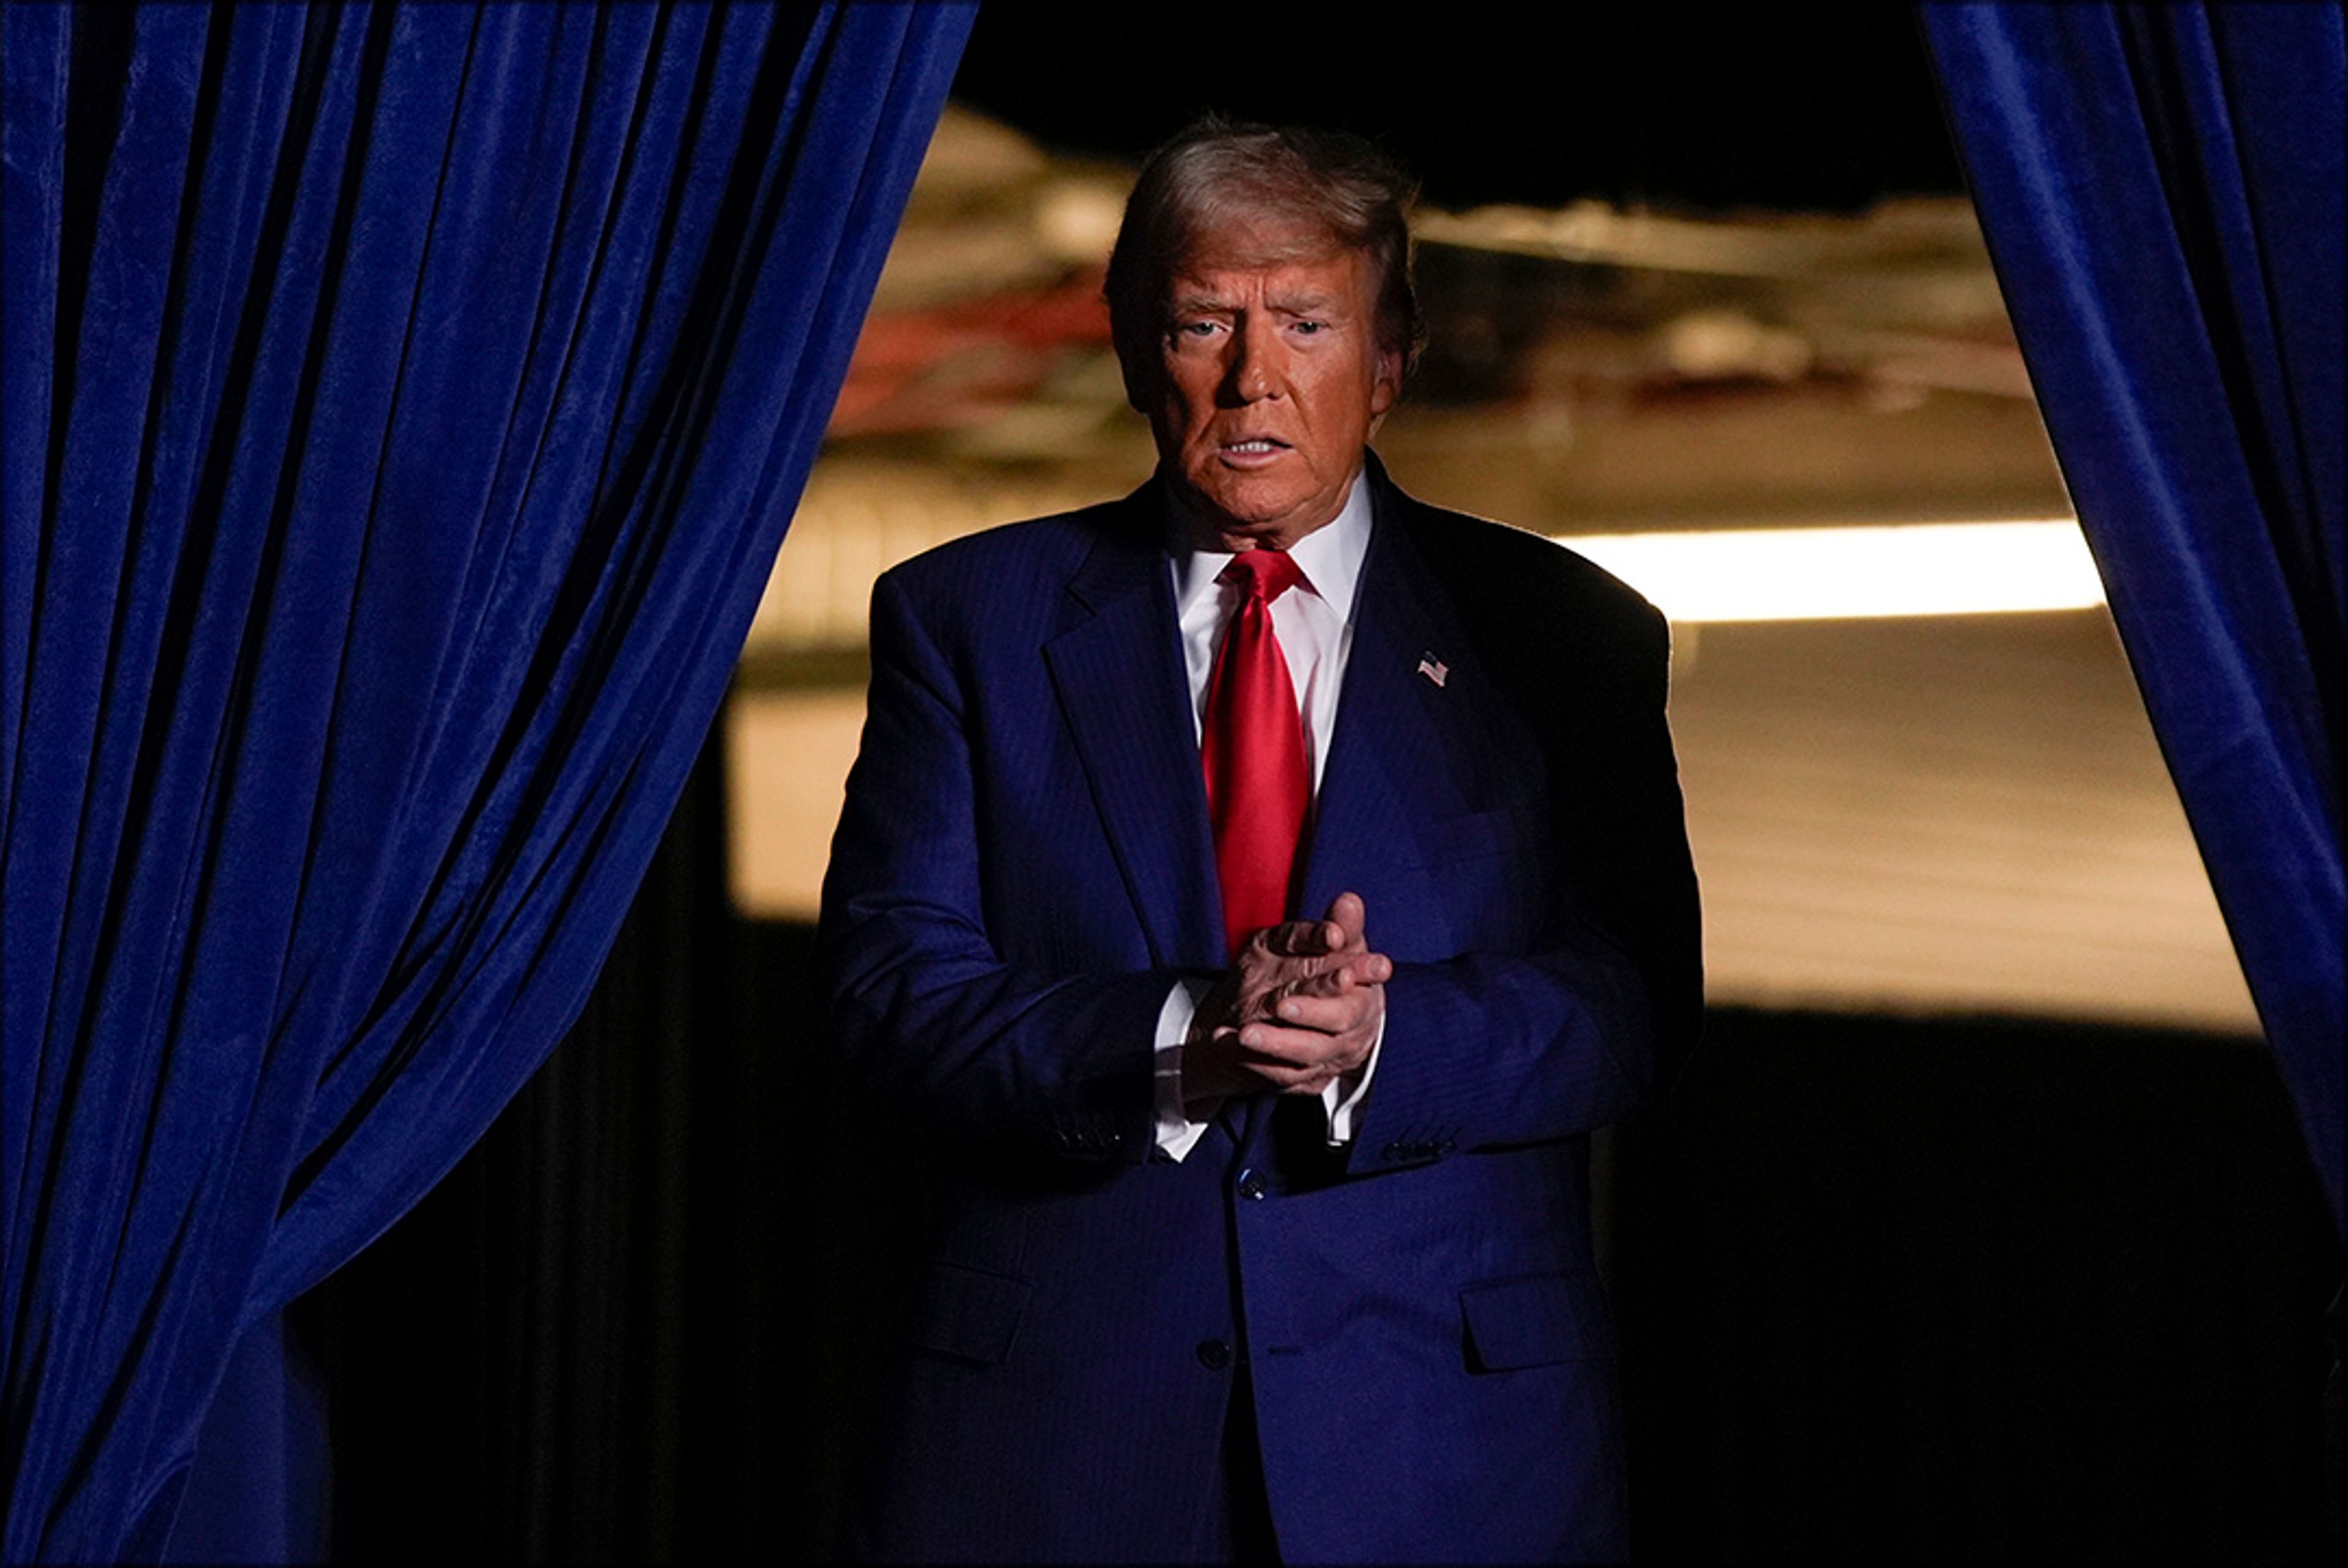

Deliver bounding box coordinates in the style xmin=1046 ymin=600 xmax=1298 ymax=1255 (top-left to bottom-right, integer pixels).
xmin=1293 ymin=319 xmax=1326 ymax=335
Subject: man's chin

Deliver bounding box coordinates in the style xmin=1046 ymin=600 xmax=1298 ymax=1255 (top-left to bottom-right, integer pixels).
xmin=1170 ymin=479 xmax=1340 ymax=553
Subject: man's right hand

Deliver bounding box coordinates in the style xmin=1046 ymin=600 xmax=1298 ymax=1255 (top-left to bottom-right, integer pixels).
xmin=1184 ymin=891 xmax=1391 ymax=1108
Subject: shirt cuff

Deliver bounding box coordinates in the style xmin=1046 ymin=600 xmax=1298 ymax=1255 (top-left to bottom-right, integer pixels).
xmin=1321 ymin=1009 xmax=1386 ymax=1145
xmin=1154 ymin=977 xmax=1217 ymax=1163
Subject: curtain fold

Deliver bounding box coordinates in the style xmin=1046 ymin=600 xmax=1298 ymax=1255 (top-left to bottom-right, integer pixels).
xmin=0 ymin=4 xmax=973 ymax=1560
xmin=1923 ymin=2 xmax=2344 ymax=1232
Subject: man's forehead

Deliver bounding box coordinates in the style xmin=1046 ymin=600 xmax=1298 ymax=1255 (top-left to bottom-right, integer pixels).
xmin=1177 ymin=210 xmax=1345 ymax=263
xmin=1165 ymin=245 xmax=1367 ymax=308
xmin=1170 ymin=272 xmax=1345 ymax=304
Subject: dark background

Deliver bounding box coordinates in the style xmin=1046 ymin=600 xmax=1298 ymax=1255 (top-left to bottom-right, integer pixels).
xmin=300 ymin=7 xmax=2338 ymax=1561
xmin=947 ymin=2 xmax=1966 ymax=212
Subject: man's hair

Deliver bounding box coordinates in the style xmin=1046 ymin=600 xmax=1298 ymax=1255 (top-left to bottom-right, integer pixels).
xmin=1106 ymin=117 xmax=1425 ymax=386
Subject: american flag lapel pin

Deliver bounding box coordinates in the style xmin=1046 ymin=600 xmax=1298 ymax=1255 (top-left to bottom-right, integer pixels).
xmin=1416 ymin=652 xmax=1449 ymax=688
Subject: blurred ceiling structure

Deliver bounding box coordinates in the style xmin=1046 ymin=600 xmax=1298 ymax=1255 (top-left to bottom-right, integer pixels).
xmin=729 ymin=107 xmax=2255 ymax=1037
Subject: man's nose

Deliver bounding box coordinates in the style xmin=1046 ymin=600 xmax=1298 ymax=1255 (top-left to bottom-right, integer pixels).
xmin=1222 ymin=318 xmax=1282 ymax=403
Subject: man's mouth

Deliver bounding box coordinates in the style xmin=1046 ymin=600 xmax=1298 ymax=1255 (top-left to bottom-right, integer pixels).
xmin=1219 ymin=437 xmax=1290 ymax=457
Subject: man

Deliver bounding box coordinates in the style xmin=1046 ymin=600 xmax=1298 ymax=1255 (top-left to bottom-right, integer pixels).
xmin=816 ymin=120 xmax=1700 ymax=1563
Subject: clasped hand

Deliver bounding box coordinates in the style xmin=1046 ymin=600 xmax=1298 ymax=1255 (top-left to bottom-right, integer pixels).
xmin=1184 ymin=891 xmax=1390 ymax=1110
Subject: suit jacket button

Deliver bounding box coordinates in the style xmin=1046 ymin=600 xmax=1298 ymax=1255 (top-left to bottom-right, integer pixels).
xmin=1236 ymin=1168 xmax=1266 ymax=1201
xmin=1195 ymin=1338 xmax=1233 ymax=1371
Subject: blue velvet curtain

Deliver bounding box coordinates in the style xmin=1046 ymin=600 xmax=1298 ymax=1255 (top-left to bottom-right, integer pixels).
xmin=0 ymin=3 xmax=971 ymax=1559
xmin=1924 ymin=4 xmax=2344 ymax=1233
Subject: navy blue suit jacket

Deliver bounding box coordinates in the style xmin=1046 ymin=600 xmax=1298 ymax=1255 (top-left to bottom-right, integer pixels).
xmin=816 ymin=458 xmax=1700 ymax=1562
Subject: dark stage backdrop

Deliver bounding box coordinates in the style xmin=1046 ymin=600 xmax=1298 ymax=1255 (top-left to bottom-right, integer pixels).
xmin=302 ymin=734 xmax=926 ymax=1563
xmin=303 ymin=723 xmax=2338 ymax=1563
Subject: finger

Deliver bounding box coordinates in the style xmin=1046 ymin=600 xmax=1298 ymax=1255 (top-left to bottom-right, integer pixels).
xmin=1320 ymin=914 xmax=1366 ymax=955
xmin=1281 ymin=951 xmax=1392 ymax=998
xmin=1321 ymin=890 xmax=1368 ymax=946
xmin=1235 ymin=945 xmax=1366 ymax=1014
xmin=1235 ymin=1020 xmax=1371 ymax=1070
xmin=1270 ymin=989 xmax=1381 ymax=1035
xmin=1259 ymin=917 xmax=1340 ymax=959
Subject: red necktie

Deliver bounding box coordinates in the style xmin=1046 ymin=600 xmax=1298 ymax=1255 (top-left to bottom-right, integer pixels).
xmin=1202 ymin=549 xmax=1309 ymax=957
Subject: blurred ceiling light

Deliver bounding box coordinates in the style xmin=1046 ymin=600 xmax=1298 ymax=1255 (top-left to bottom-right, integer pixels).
xmin=1555 ymin=520 xmax=2105 ymax=622
xmin=1033 ymin=178 xmax=1126 ymax=264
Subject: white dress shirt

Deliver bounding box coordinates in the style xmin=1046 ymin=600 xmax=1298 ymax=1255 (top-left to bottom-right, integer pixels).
xmin=1153 ymin=471 xmax=1384 ymax=1161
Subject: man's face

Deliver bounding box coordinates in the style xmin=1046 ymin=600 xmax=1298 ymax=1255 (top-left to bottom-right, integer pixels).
xmin=1137 ymin=225 xmax=1401 ymax=552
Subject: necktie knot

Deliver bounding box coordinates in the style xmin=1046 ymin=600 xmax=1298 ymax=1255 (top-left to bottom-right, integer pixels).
xmin=1220 ymin=548 xmax=1303 ymax=605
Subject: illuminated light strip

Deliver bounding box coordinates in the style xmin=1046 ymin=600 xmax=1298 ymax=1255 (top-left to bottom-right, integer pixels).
xmin=1551 ymin=520 xmax=2105 ymax=622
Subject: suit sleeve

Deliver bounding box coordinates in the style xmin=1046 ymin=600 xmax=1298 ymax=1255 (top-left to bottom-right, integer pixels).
xmin=1343 ymin=594 xmax=1702 ymax=1172
xmin=814 ymin=570 xmax=1162 ymax=1165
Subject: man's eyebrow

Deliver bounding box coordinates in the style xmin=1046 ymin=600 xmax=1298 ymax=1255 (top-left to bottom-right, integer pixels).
xmin=1167 ymin=289 xmax=1346 ymax=317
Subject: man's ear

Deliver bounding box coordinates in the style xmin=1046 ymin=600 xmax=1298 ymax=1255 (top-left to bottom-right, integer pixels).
xmin=1368 ymin=347 xmax=1402 ymax=419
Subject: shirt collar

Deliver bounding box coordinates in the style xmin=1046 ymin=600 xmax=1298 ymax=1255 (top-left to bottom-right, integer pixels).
xmin=1168 ymin=466 xmax=1374 ymax=620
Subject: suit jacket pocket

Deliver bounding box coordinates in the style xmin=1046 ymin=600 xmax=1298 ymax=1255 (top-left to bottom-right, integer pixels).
xmin=1460 ymin=1272 xmax=1609 ymax=1372
xmin=910 ymin=1261 xmax=1033 ymax=1366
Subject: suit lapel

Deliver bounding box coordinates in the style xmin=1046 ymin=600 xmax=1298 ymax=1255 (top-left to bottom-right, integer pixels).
xmin=1296 ymin=472 xmax=1490 ymax=940
xmin=1043 ymin=487 xmax=1227 ymax=971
